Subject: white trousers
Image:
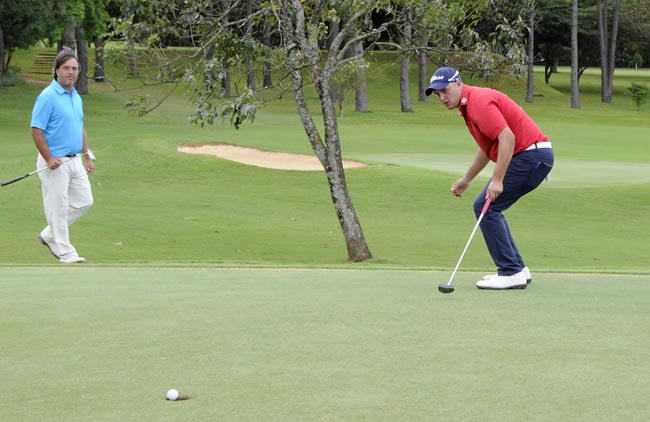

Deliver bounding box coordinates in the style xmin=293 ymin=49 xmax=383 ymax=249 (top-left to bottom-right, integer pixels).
xmin=37 ymin=154 xmax=93 ymax=258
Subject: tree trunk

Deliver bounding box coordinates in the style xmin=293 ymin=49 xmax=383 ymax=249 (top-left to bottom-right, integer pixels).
xmin=606 ymin=0 xmax=622 ymax=100
xmin=570 ymin=0 xmax=581 ymax=108
xmin=598 ymin=0 xmax=610 ymax=102
xmin=128 ymin=34 xmax=138 ymax=76
xmin=353 ymin=42 xmax=368 ymax=112
xmin=525 ymin=5 xmax=536 ymax=103
xmin=61 ymin=27 xmax=75 ymax=50
xmin=418 ymin=49 xmax=427 ymax=102
xmin=598 ymin=0 xmax=622 ymax=103
xmin=220 ymin=0 xmax=231 ymax=98
xmin=75 ymin=23 xmax=89 ymax=95
xmin=93 ymin=36 xmax=105 ymax=81
xmin=328 ymin=20 xmax=340 ymax=50
xmin=246 ymin=0 xmax=256 ymax=92
xmin=400 ymin=21 xmax=412 ymax=112
xmin=287 ymin=53 xmax=372 ymax=262
xmin=544 ymin=64 xmax=551 ymax=84
xmin=221 ymin=63 xmax=231 ymax=98
xmin=263 ymin=21 xmax=273 ymax=88
xmin=0 ymin=26 xmax=4 ymax=90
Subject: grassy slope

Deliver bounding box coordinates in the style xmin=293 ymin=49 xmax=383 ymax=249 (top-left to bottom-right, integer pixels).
xmin=1 ymin=48 xmax=649 ymax=271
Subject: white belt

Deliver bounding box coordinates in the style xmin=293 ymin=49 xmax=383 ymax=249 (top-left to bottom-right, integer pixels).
xmin=524 ymin=141 xmax=552 ymax=151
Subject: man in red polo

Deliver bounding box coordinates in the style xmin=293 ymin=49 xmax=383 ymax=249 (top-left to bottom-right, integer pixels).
xmin=426 ymin=67 xmax=554 ymax=290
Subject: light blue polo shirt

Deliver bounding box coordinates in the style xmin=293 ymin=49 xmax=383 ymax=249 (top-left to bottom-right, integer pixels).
xmin=30 ymin=80 xmax=84 ymax=157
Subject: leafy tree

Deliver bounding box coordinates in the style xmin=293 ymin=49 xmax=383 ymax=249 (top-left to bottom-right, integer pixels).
xmin=113 ymin=0 xmax=533 ymax=262
xmin=121 ymin=0 xmax=389 ymax=261
xmin=0 ymin=0 xmax=50 ymax=88
xmin=619 ymin=0 xmax=650 ymax=67
xmin=536 ymin=0 xmax=573 ymax=83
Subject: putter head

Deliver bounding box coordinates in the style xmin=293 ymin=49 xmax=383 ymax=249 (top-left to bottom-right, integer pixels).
xmin=438 ymin=284 xmax=455 ymax=294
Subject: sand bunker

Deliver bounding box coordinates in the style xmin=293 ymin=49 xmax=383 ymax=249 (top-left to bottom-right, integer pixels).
xmin=178 ymin=143 xmax=366 ymax=171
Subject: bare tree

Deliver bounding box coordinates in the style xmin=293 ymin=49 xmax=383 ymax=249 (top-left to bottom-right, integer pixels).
xmin=598 ymin=0 xmax=622 ymax=103
xmin=571 ymin=0 xmax=581 ymax=108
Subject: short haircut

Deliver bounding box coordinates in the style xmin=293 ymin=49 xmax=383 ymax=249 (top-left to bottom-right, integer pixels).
xmin=53 ymin=47 xmax=79 ymax=81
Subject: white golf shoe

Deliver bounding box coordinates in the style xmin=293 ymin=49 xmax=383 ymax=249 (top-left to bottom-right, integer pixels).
xmin=59 ymin=254 xmax=86 ymax=264
xmin=476 ymin=269 xmax=528 ymax=290
xmin=482 ymin=266 xmax=532 ymax=284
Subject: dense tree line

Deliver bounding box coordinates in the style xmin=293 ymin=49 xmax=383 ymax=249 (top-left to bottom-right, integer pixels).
xmin=1 ymin=1 xmax=649 ymax=92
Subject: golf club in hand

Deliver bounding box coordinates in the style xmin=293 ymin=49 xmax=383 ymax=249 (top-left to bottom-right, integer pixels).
xmin=438 ymin=197 xmax=492 ymax=294
xmin=1 ymin=152 xmax=90 ymax=187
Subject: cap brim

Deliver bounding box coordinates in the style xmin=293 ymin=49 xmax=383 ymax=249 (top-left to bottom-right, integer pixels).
xmin=425 ymin=81 xmax=451 ymax=96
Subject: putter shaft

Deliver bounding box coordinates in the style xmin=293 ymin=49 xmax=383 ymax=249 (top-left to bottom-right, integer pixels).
xmin=443 ymin=197 xmax=492 ymax=288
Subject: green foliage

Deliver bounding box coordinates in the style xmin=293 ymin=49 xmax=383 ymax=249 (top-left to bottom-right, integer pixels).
xmin=330 ymin=59 xmax=369 ymax=116
xmin=220 ymin=89 xmax=257 ymax=129
xmin=0 ymin=0 xmax=50 ymax=55
xmin=1 ymin=70 xmax=25 ymax=87
xmin=627 ymin=81 xmax=649 ymax=110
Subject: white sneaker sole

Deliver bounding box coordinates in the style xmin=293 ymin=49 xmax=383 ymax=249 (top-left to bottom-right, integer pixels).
xmin=482 ymin=271 xmax=532 ymax=284
xmin=59 ymin=256 xmax=86 ymax=264
xmin=476 ymin=283 xmax=527 ymax=290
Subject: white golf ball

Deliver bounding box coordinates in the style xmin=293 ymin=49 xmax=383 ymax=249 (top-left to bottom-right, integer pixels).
xmin=166 ymin=389 xmax=179 ymax=401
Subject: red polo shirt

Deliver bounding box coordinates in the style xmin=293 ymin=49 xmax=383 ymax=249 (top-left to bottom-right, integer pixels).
xmin=458 ymin=85 xmax=548 ymax=162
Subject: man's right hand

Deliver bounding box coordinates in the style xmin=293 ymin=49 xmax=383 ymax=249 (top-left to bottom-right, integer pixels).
xmin=451 ymin=177 xmax=470 ymax=197
xmin=46 ymin=157 xmax=62 ymax=170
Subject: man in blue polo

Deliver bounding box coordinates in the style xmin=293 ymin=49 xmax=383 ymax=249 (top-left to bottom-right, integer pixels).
xmin=426 ymin=67 xmax=554 ymax=290
xmin=31 ymin=47 xmax=95 ymax=264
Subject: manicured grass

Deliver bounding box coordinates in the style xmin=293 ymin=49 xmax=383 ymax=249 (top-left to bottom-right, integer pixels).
xmin=2 ymin=267 xmax=650 ymax=421
xmin=2 ymin=49 xmax=649 ymax=422
xmin=1 ymin=59 xmax=648 ymax=271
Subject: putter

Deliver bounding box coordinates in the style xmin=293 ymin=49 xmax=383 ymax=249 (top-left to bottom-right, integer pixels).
xmin=1 ymin=152 xmax=91 ymax=187
xmin=438 ymin=197 xmax=492 ymax=294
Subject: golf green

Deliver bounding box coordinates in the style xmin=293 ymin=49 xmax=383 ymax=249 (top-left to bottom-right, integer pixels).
xmin=2 ymin=267 xmax=649 ymax=421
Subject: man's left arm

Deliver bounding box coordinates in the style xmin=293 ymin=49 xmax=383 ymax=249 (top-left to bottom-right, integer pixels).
xmin=82 ymin=127 xmax=95 ymax=174
xmin=487 ymin=127 xmax=516 ymax=200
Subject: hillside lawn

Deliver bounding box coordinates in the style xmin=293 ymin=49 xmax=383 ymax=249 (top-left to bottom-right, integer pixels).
xmin=0 ymin=48 xmax=649 ymax=421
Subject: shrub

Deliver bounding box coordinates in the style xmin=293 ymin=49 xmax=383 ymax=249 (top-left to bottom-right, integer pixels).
xmin=627 ymin=82 xmax=649 ymax=110
xmin=2 ymin=71 xmax=25 ymax=87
